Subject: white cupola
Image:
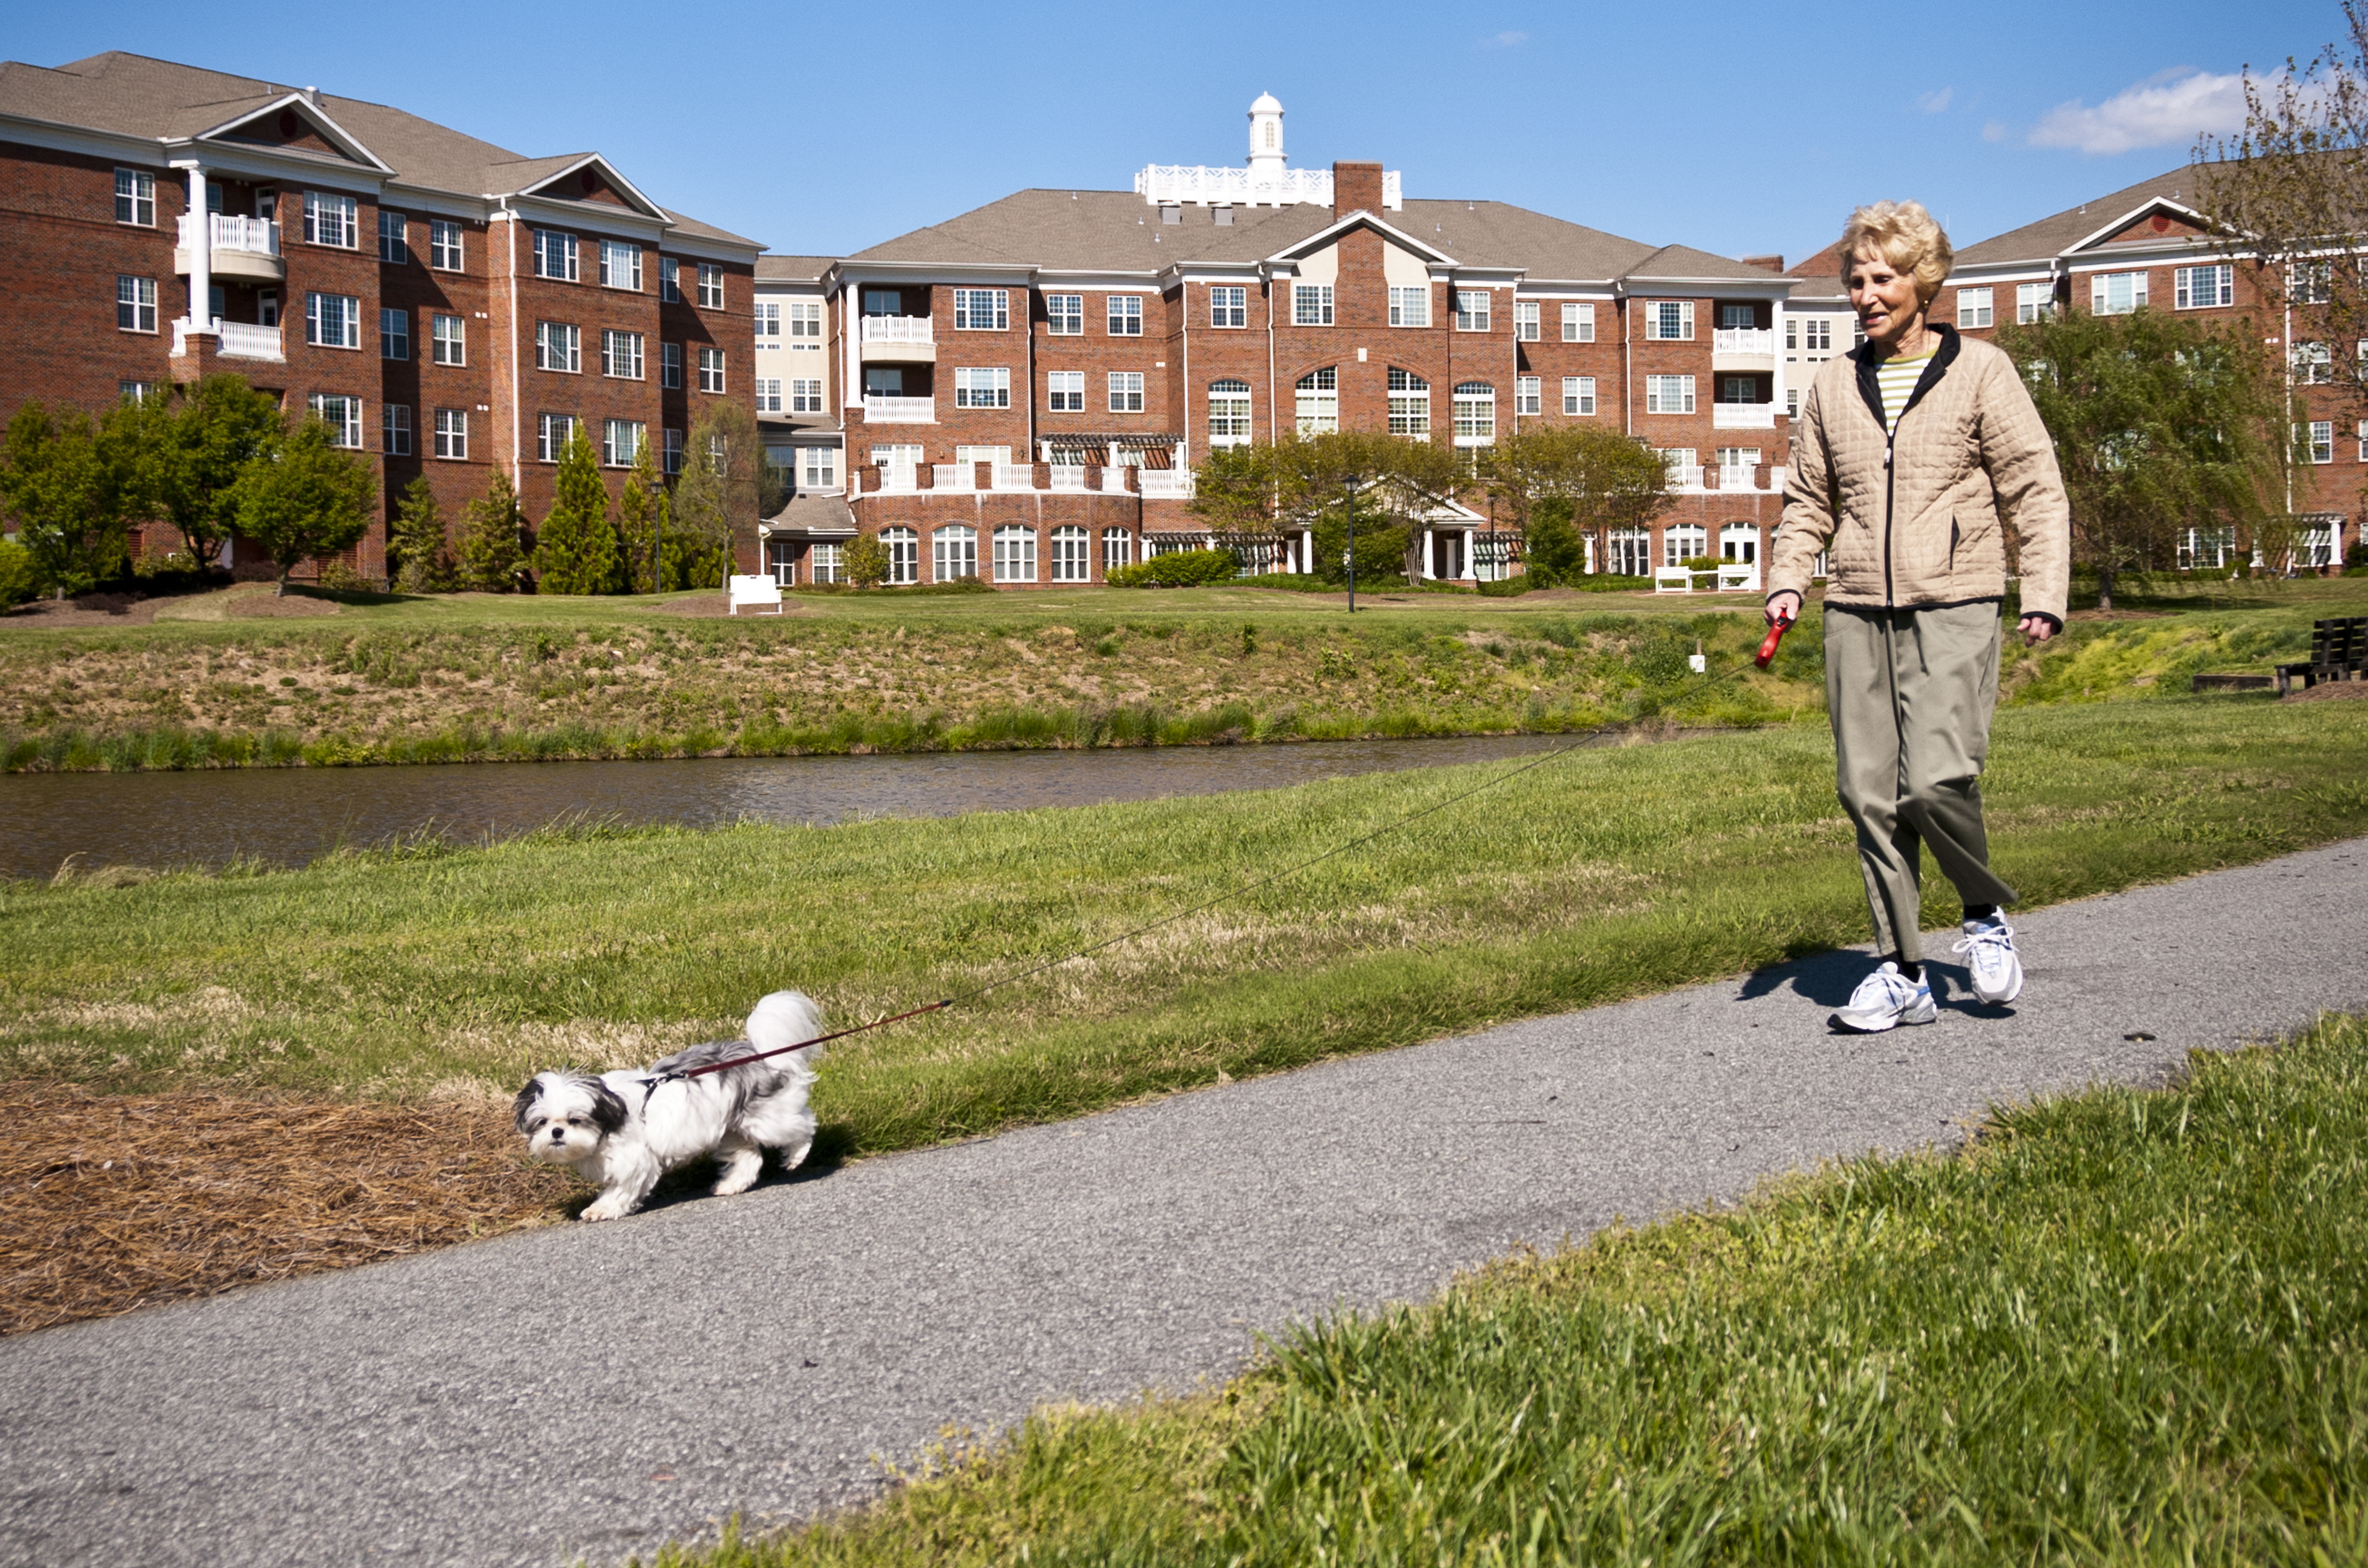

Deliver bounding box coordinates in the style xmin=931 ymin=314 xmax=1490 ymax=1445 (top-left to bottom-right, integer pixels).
xmin=1134 ymin=94 xmax=1401 ymax=208
xmin=1247 ymin=93 xmax=1285 ymax=182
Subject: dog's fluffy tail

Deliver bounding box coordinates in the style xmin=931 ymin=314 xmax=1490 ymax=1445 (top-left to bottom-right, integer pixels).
xmin=746 ymin=989 xmax=827 ymax=1075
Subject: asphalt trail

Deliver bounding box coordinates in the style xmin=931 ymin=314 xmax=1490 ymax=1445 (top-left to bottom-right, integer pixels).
xmin=5 ymin=839 xmax=2366 ymax=1567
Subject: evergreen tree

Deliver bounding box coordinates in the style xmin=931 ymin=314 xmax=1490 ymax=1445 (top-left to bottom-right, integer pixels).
xmin=846 ymin=534 xmax=889 ymax=588
xmin=533 ymin=425 xmax=619 ymax=594
xmin=387 ymin=475 xmax=456 ymax=592
xmin=232 ymin=416 xmax=377 ymax=595
xmin=615 ymin=442 xmax=665 ymax=593
xmin=455 ymin=470 xmax=527 ymax=592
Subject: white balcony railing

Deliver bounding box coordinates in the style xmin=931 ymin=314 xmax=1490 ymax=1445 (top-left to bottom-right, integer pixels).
xmin=1048 ymin=465 xmax=1091 ymax=491
xmin=1137 ymin=469 xmax=1195 ymax=499
xmin=1718 ymin=464 xmax=1759 ymax=491
xmin=1712 ymin=327 xmax=1774 ymax=356
xmin=993 ymin=463 xmax=1036 ymax=490
xmin=170 ymin=316 xmax=284 ymax=361
xmin=1667 ymin=464 xmax=1704 ymax=490
xmin=1102 ymin=466 xmax=1135 ymax=494
xmin=859 ymin=316 xmax=934 ymax=344
xmin=178 ymin=213 xmax=281 ymax=257
xmin=875 ymin=462 xmax=921 ymax=494
xmin=863 ymin=395 xmax=935 ymax=424
xmin=1713 ymin=403 xmax=1778 ymax=429
xmin=931 ymin=463 xmax=975 ymax=491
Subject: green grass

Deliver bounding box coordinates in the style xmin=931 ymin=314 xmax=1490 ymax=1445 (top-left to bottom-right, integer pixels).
xmin=653 ymin=1010 xmax=2368 ymax=1567
xmin=5 ymin=697 xmax=2367 ymax=1147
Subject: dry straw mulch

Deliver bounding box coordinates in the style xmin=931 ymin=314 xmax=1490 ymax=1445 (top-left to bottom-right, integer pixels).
xmin=0 ymin=1084 xmax=579 ymax=1337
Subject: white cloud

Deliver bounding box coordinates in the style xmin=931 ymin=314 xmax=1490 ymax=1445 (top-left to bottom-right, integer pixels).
xmin=2028 ymin=68 xmax=2246 ymax=155
xmin=1479 ymin=29 xmax=1527 ymax=48
xmin=1982 ymin=120 xmax=2008 ymax=143
xmin=1917 ymin=87 xmax=1953 ymax=114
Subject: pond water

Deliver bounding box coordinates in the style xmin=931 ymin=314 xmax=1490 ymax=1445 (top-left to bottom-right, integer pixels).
xmin=0 ymin=734 xmax=1585 ymax=882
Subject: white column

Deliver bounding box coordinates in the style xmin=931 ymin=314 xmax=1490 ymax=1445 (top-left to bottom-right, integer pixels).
xmin=176 ymin=162 xmax=212 ymax=333
xmin=1421 ymin=527 xmax=1435 ymax=579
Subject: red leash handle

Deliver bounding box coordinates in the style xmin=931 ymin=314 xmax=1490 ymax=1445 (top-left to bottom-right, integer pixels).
xmin=1755 ymin=609 xmax=1796 ymax=670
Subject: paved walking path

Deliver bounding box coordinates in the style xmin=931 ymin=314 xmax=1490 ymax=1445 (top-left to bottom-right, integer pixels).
xmin=6 ymin=840 xmax=2368 ymax=1568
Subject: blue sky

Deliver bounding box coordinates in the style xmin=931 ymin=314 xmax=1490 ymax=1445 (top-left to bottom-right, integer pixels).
xmin=3 ymin=0 xmax=2342 ymax=267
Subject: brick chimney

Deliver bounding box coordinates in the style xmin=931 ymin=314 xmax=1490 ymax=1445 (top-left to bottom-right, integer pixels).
xmin=1332 ymin=161 xmax=1384 ymax=215
xmin=1741 ymin=254 xmax=1785 ymax=273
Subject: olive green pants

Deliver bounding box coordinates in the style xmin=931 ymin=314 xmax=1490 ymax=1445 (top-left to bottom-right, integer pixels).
xmin=1825 ymin=602 xmax=2019 ymax=963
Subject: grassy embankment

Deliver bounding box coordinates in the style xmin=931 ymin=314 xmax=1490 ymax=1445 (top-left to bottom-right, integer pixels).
xmin=649 ymin=1010 xmax=2368 ymax=1567
xmin=4 ymin=575 xmax=2360 ymax=772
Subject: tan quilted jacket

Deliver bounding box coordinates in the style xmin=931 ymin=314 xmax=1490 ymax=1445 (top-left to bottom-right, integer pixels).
xmin=1769 ymin=326 xmax=2071 ymax=625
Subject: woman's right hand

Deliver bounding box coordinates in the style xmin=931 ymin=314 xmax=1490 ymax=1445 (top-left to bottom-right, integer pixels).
xmin=1765 ymin=591 xmax=1802 ymax=625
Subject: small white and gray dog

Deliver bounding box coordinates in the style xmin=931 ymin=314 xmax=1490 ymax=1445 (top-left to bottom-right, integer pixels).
xmin=513 ymin=990 xmax=827 ymax=1221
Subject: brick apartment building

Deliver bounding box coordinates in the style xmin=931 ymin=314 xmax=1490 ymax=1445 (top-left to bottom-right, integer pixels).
xmin=752 ymin=97 xmax=1807 ymax=589
xmin=0 ymin=51 xmax=761 ymax=580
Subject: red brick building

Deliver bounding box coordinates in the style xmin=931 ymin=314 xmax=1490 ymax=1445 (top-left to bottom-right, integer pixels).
xmin=758 ymin=97 xmax=1805 ymax=589
xmin=0 ymin=51 xmax=761 ymax=581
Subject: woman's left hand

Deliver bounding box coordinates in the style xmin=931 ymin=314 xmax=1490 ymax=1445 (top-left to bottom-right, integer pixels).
xmin=2018 ymin=615 xmax=2056 ymax=644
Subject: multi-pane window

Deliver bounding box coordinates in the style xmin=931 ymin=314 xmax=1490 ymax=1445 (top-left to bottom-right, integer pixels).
xmin=382 ymin=404 xmax=412 ymax=456
xmin=1388 ymin=285 xmax=1430 ymax=327
xmin=1563 ymin=376 xmax=1596 ymax=416
xmin=2016 ymin=282 xmax=2055 ymax=323
xmin=2090 ymin=271 xmax=2147 ymax=314
xmin=1295 ymin=367 xmax=1338 ymax=434
xmin=1563 ymin=302 xmax=1596 ymax=342
xmin=1208 ymin=379 xmax=1251 ymax=445
xmin=662 ymin=427 xmax=684 ymax=475
xmin=659 ymin=258 xmax=681 ymax=303
xmin=698 ymin=347 xmax=726 ymax=393
xmin=955 ymin=367 xmax=1011 ymax=408
xmin=1956 ymin=287 xmax=1993 ymax=329
xmin=1046 ymin=294 xmax=1084 ymax=334
xmin=533 ymin=228 xmax=578 ymax=281
xmin=992 ymin=525 xmax=1037 ymax=584
xmin=1210 ymin=286 xmax=1247 ymax=328
xmin=882 ymin=527 xmax=919 ymax=584
xmin=2295 ymin=341 xmax=2335 ymax=384
xmin=601 ymin=330 xmax=644 ymax=380
xmin=1455 ymin=290 xmax=1492 ymax=331
xmin=1645 ymin=374 xmax=1696 ymax=414
xmin=433 ymin=408 xmax=468 ymax=460
xmin=1516 ymin=376 xmax=1542 ymax=416
xmin=308 ymin=393 xmax=364 ymax=448
xmin=378 ymin=210 xmax=408 ymax=264
xmin=953 ymin=289 xmax=1009 ymax=330
xmin=1646 ymin=300 xmax=1695 ymax=340
xmin=796 ymin=445 xmax=837 ymax=490
xmin=696 ymin=263 xmax=724 ymax=309
xmin=2175 ymin=265 xmax=2234 ymax=309
xmin=1719 ymin=376 xmax=1758 ymax=404
xmin=119 ymin=380 xmax=155 ymax=404
xmin=431 ymin=313 xmax=466 ymax=365
xmin=1800 ymin=318 xmax=1835 ymax=350
xmin=381 ymin=307 xmax=409 ymax=359
xmin=1051 ymin=526 xmax=1091 ymax=583
xmin=790 ymin=379 xmax=825 ymax=413
xmin=429 ymin=219 xmax=463 ymax=270
xmin=1387 ymin=368 xmax=1430 ymax=438
xmin=1665 ymin=526 xmax=1709 ymax=568
xmin=755 ymin=379 xmax=782 ymax=414
xmin=1108 ymin=294 xmax=1144 ymax=335
xmin=2291 ymin=261 xmax=2334 ymax=304
xmin=1102 ymin=528 xmax=1133 ymax=575
xmin=802 ymin=541 xmax=842 ymax=584
xmin=1514 ymin=301 xmax=1541 ymax=341
xmin=2359 ymin=419 xmax=2368 ymax=461
xmin=661 ymin=343 xmax=683 ymax=389
xmin=1108 ymin=371 xmax=1145 ymax=413
xmin=1452 ymin=382 xmax=1495 ymax=445
xmin=601 ymin=419 xmax=645 ymax=467
xmin=754 ymin=302 xmax=780 ymax=339
xmin=788 ymin=303 xmax=822 ymax=338
xmin=116 ymin=275 xmax=157 ymax=333
xmin=2307 ymin=419 xmax=2335 ymax=464
xmin=933 ymin=524 xmax=978 ymax=582
xmin=114 ymin=168 xmax=154 ymax=226
xmin=1293 ymin=284 xmax=1333 ymax=327
xmin=536 ymin=321 xmax=581 ymax=373
xmin=307 ymin=292 xmax=361 ymax=349
xmin=303 ymin=192 xmax=358 ymax=247
xmin=598 ymin=239 xmax=641 ymax=291
xmin=1048 ymin=370 xmax=1085 ymax=412
xmin=536 ymin=413 xmax=577 ymax=463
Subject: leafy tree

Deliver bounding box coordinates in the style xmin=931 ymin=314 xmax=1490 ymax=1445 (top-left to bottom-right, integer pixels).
xmin=1996 ymin=307 xmax=2285 ymax=608
xmin=387 ymin=475 xmax=456 ymax=592
xmin=0 ymin=403 xmax=129 ymax=596
xmin=1480 ymin=425 xmax=1673 ymax=584
xmin=615 ymin=443 xmax=666 ymax=593
xmin=120 ymin=375 xmax=282 ymax=575
xmin=0 ymin=537 xmax=37 ymax=609
xmin=846 ymin=534 xmax=889 ymax=588
xmin=533 ymin=426 xmax=620 ymax=594
xmin=1191 ymin=432 xmax=1460 ymax=592
xmin=232 ymin=417 xmax=377 ymax=595
xmin=671 ymin=404 xmax=760 ymax=589
xmin=455 ymin=471 xmax=528 ymax=592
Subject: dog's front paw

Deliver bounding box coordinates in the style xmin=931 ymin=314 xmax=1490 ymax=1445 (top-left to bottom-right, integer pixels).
xmin=580 ymin=1195 xmax=635 ymax=1223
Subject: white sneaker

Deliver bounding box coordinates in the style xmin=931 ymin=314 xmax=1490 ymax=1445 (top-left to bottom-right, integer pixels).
xmin=1953 ymin=916 xmax=2023 ymax=1004
xmin=1832 ymin=962 xmax=1936 ymax=1033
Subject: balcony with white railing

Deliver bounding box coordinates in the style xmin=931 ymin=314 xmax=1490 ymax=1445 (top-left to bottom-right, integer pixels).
xmin=875 ymin=462 xmax=922 ymax=494
xmin=1713 ymin=402 xmax=1777 ymax=430
xmin=1666 ymin=464 xmax=1704 ymax=490
xmin=174 ymin=214 xmax=284 ymax=282
xmin=1102 ymin=466 xmax=1135 ymax=495
xmin=1137 ymin=469 xmax=1195 ymax=499
xmin=1711 ymin=327 xmax=1775 ymax=371
xmin=1717 ymin=464 xmax=1759 ymax=492
xmin=993 ymin=463 xmax=1036 ymax=491
xmin=931 ymin=463 xmax=975 ymax=491
xmin=862 ymin=395 xmax=936 ymax=424
xmin=1048 ymin=465 xmax=1091 ymax=492
xmin=859 ymin=316 xmax=936 ymax=363
xmin=170 ymin=316 xmax=284 ymax=362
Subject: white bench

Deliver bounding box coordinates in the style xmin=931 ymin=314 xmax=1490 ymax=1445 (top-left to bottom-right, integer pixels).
xmin=1654 ymin=565 xmax=1694 ymax=594
xmin=727 ymin=574 xmax=784 ymax=616
xmin=1717 ymin=563 xmax=1761 ymax=593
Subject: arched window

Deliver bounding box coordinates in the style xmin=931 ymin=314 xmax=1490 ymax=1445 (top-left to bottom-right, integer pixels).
xmin=1387 ymin=368 xmax=1430 ymax=439
xmin=1101 ymin=527 xmax=1134 ymax=575
xmin=1295 ymin=367 xmax=1337 ymax=435
xmin=1452 ymin=382 xmax=1495 ymax=446
xmin=1208 ymin=379 xmax=1251 ymax=447
xmin=932 ymin=524 xmax=977 ymax=583
xmin=992 ymin=524 xmax=1037 ymax=584
xmin=1050 ymin=526 xmax=1090 ymax=582
xmin=880 ymin=527 xmax=918 ymax=585
xmin=1664 ymin=525 xmax=1708 ymax=568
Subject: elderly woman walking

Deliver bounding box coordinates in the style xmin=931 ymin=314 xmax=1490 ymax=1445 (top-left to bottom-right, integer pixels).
xmin=1767 ymin=201 xmax=2071 ymax=1032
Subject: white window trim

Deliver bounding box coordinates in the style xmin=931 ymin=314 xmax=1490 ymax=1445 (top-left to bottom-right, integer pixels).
xmin=1562 ymin=302 xmax=1596 ymax=343
xmin=1293 ymin=284 xmax=1334 ymax=328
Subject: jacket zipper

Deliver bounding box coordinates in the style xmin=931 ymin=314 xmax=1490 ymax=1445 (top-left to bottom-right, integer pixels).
xmin=1882 ymin=433 xmax=1896 ymax=606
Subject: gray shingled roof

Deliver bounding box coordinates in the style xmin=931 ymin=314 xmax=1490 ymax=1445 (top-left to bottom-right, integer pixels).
xmin=1951 ymin=166 xmax=2201 ymax=267
xmin=1785 ymin=250 xmax=1850 ymax=300
xmin=1627 ymin=242 xmax=1794 ymax=282
xmin=755 ymin=255 xmax=835 ymax=282
xmin=0 ymin=51 xmax=758 ymax=247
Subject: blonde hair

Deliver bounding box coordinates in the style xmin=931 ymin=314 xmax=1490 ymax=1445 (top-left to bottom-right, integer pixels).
xmin=1837 ymin=201 xmax=1954 ymax=306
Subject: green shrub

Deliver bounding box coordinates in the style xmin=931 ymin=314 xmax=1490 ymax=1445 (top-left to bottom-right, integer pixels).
xmin=1108 ymin=549 xmax=1239 ymax=588
xmin=1475 ymin=574 xmax=1538 ymax=597
xmin=1574 ymin=574 xmax=1653 ymax=592
xmin=0 ymin=537 xmax=36 ymax=608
